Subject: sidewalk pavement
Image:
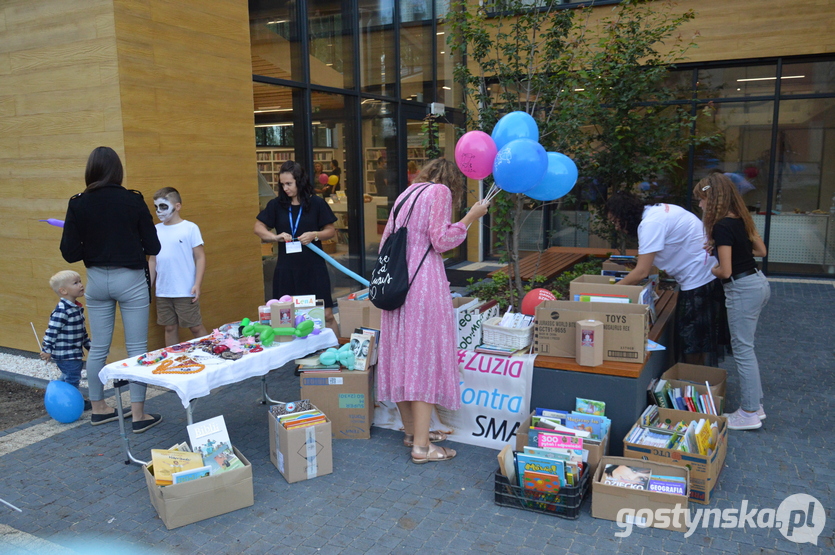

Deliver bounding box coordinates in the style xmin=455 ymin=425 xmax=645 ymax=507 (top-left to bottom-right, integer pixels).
xmin=0 ymin=279 xmax=833 ymax=554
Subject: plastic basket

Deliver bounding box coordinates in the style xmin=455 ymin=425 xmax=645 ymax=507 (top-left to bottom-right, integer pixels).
xmin=494 ymin=465 xmax=588 ymax=519
xmin=482 ymin=317 xmax=534 ymax=350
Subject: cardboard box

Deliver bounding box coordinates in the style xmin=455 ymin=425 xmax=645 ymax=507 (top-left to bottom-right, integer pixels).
xmin=591 ymin=456 xmax=689 ymax=532
xmin=623 ymin=408 xmax=728 ymax=504
xmin=661 ymin=363 xmax=727 ymax=400
xmin=534 ymin=301 xmax=649 ymax=363
xmin=657 ymin=379 xmax=726 ymax=415
xmin=576 ymin=319 xmax=604 ymax=367
xmin=336 ymin=289 xmax=381 ymax=339
xmin=515 ymin=411 xmax=610 ymax=478
xmin=300 ymin=368 xmax=374 ymax=439
xmin=268 ymin=407 xmax=333 ymax=483
xmin=569 ymin=275 xmax=654 ymax=305
xmin=143 ymin=447 xmax=254 ymax=530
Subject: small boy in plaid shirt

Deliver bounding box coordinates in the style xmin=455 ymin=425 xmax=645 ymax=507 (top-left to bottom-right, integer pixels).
xmin=41 ymin=270 xmax=91 ymax=408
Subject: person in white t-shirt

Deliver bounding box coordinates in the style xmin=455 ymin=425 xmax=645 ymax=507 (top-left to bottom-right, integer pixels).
xmin=148 ymin=187 xmax=208 ymax=347
xmin=606 ymin=191 xmax=726 ymax=365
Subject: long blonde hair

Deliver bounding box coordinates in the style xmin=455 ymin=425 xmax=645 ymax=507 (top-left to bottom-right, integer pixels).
xmin=693 ymin=172 xmax=759 ymax=245
xmin=412 ymin=158 xmax=465 ymax=205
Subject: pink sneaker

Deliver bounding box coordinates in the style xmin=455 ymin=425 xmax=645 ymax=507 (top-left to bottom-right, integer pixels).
xmin=725 ymin=408 xmax=762 ymax=431
xmin=757 ymin=405 xmax=766 ymax=421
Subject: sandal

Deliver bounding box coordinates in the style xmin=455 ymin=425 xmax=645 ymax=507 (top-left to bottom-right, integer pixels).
xmin=403 ymin=430 xmax=447 ymax=447
xmin=411 ymin=444 xmax=456 ymax=464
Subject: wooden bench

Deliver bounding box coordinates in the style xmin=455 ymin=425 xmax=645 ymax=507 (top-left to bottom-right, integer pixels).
xmin=487 ymin=246 xmax=641 ymax=281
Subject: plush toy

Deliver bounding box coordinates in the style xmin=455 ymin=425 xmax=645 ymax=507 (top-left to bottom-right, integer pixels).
xmin=318 ymin=343 xmax=355 ymax=370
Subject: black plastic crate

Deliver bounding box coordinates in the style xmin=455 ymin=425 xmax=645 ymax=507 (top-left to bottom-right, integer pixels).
xmin=494 ymin=465 xmax=589 ymax=519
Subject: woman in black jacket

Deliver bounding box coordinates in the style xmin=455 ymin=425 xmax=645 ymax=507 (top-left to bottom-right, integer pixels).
xmin=61 ymin=146 xmax=163 ymax=432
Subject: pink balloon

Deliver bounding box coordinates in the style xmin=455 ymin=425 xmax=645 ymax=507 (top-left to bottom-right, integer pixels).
xmin=455 ymin=131 xmax=498 ymax=180
xmin=278 ymin=295 xmax=293 ymax=302
xmin=266 ymin=299 xmax=280 ymax=306
xmin=318 ymin=173 xmax=328 ymax=185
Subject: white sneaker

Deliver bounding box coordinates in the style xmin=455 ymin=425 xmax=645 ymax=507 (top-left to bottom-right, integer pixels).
xmin=725 ymin=408 xmax=762 ymax=431
xmin=757 ymin=405 xmax=766 ymax=421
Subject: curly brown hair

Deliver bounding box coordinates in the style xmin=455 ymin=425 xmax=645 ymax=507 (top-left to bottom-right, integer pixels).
xmin=412 ymin=158 xmax=465 ymax=205
xmin=693 ymin=172 xmax=759 ymax=246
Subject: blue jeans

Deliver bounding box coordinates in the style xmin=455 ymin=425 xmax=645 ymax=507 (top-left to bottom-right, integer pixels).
xmin=723 ymin=270 xmax=770 ymax=412
xmin=55 ymin=359 xmax=83 ymax=390
xmin=85 ymin=266 xmax=150 ymax=403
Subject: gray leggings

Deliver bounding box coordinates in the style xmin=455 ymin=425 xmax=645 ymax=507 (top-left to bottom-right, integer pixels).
xmin=723 ymin=270 xmax=770 ymax=412
xmin=85 ymin=266 xmax=150 ymax=403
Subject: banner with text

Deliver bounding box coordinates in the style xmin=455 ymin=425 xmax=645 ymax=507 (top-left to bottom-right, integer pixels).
xmin=373 ymin=350 xmax=535 ymax=450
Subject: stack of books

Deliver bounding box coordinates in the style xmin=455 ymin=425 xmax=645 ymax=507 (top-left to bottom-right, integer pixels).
xmin=649 ymin=378 xmax=719 ymax=415
xmin=277 ymin=408 xmax=327 ymax=430
xmin=627 ymin=405 xmax=720 ymax=456
xmin=600 ymin=463 xmax=686 ymax=496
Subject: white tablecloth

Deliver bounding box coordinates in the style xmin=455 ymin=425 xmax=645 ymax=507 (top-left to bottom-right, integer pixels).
xmin=99 ymin=330 xmax=338 ymax=408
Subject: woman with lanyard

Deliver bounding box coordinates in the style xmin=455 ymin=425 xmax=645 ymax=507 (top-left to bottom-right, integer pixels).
xmin=254 ymin=160 xmax=339 ymax=335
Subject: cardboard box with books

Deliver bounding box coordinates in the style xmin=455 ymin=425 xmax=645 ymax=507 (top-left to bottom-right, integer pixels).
xmin=534 ymin=300 xmax=650 ymax=363
xmin=650 ymin=377 xmax=725 ymax=415
xmin=569 ymin=274 xmax=654 ymax=306
xmin=143 ymin=446 xmax=253 ymax=530
xmin=622 ymin=407 xmax=728 ymax=504
xmin=267 ymin=401 xmax=333 ymax=483
xmin=515 ymin=403 xmax=611 ymax=478
xmin=336 ymin=289 xmax=381 ymax=339
xmin=592 ymin=456 xmax=689 ymax=532
xmin=300 ymin=367 xmax=374 ymax=439
xmin=661 ymin=363 xmax=728 ymax=399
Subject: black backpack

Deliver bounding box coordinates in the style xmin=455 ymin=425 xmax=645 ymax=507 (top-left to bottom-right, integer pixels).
xmin=369 ymin=184 xmax=433 ymax=310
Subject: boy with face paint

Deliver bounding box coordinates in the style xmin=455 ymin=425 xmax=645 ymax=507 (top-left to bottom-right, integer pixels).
xmin=148 ymin=187 xmax=208 ymax=347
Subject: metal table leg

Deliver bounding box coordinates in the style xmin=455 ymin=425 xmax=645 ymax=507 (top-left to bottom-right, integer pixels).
xmin=114 ymin=380 xmax=148 ymax=466
xmin=260 ymin=375 xmax=280 ymax=405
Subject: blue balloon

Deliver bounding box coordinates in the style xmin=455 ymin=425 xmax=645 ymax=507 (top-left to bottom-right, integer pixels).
xmin=493 ymin=139 xmax=548 ymax=194
xmin=491 ymin=111 xmax=539 ymax=150
xmin=44 ymin=380 xmax=84 ymax=423
xmin=305 ymin=243 xmax=370 ymax=287
xmin=525 ymin=152 xmax=578 ymax=201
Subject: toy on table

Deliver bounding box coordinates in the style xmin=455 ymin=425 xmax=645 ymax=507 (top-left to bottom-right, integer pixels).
xmin=239 ymin=318 xmax=315 ymax=347
xmin=318 ymin=343 xmax=355 ymax=370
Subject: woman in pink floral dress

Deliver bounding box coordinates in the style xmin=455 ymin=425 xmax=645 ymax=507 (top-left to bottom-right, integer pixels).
xmin=376 ymin=159 xmax=490 ymax=463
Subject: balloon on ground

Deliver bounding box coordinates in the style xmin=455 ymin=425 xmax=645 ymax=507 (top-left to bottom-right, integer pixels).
xmin=44 ymin=380 xmax=84 ymax=423
xmin=491 ymin=111 xmax=539 ymax=150
xmin=521 ymin=288 xmax=557 ymax=316
xmin=493 ymin=138 xmax=548 ymax=194
xmin=455 ymin=130 xmax=498 ymax=180
xmin=525 ymin=152 xmax=578 ymax=201
xmin=305 ymin=243 xmax=370 ymax=287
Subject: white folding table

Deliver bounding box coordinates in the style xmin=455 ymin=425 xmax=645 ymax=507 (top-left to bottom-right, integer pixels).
xmin=99 ymin=329 xmax=338 ymax=465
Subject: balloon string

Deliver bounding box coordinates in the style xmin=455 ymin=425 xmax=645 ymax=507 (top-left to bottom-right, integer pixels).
xmin=484 ymin=186 xmax=502 ymax=203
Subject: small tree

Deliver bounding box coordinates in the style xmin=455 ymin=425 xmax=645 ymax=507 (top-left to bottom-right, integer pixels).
xmin=448 ymin=0 xmax=714 ymax=302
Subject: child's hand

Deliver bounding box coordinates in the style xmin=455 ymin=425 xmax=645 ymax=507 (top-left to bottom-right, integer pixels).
xmin=191 ymin=286 xmax=201 ymax=303
xmin=40 ymin=352 xmax=51 ymax=362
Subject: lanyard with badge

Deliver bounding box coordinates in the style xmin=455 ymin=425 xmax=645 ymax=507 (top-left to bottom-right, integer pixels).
xmin=285 ymin=205 xmax=303 ymax=254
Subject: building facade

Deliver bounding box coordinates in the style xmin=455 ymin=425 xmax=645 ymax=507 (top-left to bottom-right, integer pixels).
xmin=2 ymin=0 xmax=834 ymax=355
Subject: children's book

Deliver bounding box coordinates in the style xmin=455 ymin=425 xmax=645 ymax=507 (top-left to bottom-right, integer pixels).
xmin=515 ymin=453 xmax=566 ymax=489
xmin=186 ymin=415 xmax=245 ymax=475
xmin=523 ymin=446 xmax=584 ymax=464
xmin=694 ymin=418 xmax=711 ymax=455
xmin=171 ymin=465 xmax=212 ymax=485
xmin=601 ymin=464 xmax=652 ymax=490
xmin=652 ymin=379 xmax=672 ymax=409
xmin=269 ymin=399 xmax=313 ymax=417
xmin=565 ymin=412 xmax=610 ymax=440
xmin=358 ymin=327 xmax=381 ymax=366
xmin=150 ymin=449 xmax=206 ymax=486
xmin=349 ymin=332 xmax=374 ymax=371
xmin=575 ymin=398 xmax=606 ymax=416
xmin=522 ymin=470 xmax=562 ymax=493
xmin=534 ymin=407 xmax=571 ymax=420
xmin=537 ymin=432 xmax=583 ymax=451
xmin=648 ymin=475 xmax=687 ymax=496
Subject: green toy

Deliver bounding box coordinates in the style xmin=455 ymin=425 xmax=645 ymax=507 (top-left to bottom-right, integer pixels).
xmin=239 ymin=318 xmax=315 ymax=347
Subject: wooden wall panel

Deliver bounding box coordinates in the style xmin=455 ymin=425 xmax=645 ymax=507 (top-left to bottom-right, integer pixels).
xmin=0 ymin=0 xmax=124 ymax=357
xmin=113 ymin=0 xmax=261 ymax=351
